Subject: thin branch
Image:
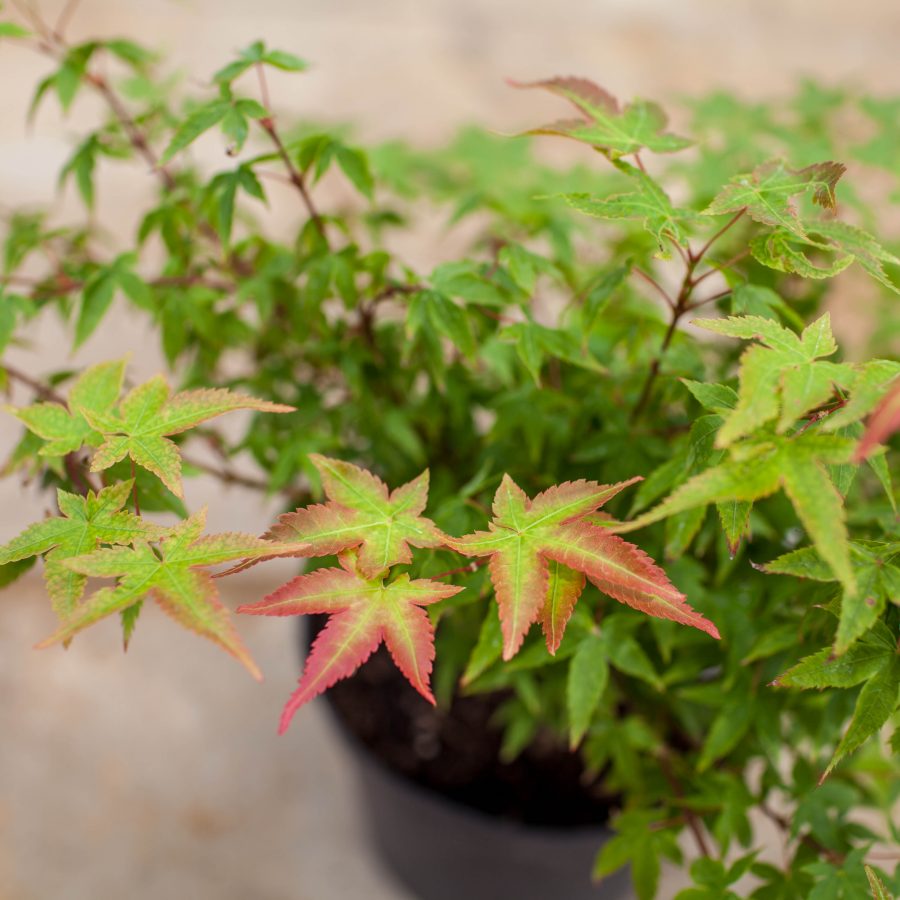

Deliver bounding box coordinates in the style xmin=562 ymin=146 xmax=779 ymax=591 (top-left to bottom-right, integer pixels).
xmin=429 ymin=559 xmax=487 ymax=580
xmin=692 ymin=208 xmax=746 ymax=265
xmin=255 ymin=61 xmax=272 ymax=113
xmin=630 ymin=309 xmax=682 ymax=422
xmin=83 ymin=71 xmax=176 ymax=190
xmin=758 ymin=802 xmax=844 ymax=866
xmin=688 ymin=287 xmax=733 ymax=310
xmin=633 ymin=266 xmax=675 ymax=309
xmin=658 ymin=753 xmax=712 ymax=858
xmin=53 ymin=0 xmax=82 ymax=40
xmin=691 ymin=248 xmax=751 ymax=289
xmin=130 ymin=459 xmax=140 ymax=517
xmin=258 ymin=117 xmax=328 ymax=243
xmin=666 ymin=234 xmax=691 ymax=267
xmin=2 ymin=362 xmax=65 ymax=402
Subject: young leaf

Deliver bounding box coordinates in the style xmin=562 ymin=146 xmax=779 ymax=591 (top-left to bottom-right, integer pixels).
xmin=560 ymin=166 xmax=697 ymax=255
xmin=0 ymin=481 xmax=164 ymax=618
xmin=513 ymin=77 xmax=691 ymax=158
xmin=865 ymin=865 xmax=892 ymax=900
xmin=704 ymin=159 xmax=846 ymax=237
xmin=37 ymin=509 xmax=297 ymax=677
xmin=693 ymin=313 xmax=849 ymax=444
xmin=766 ymin=542 xmax=898 ymax=653
xmin=772 ymin=626 xmax=894 ymax=689
xmin=263 ymin=455 xmax=447 ymax=578
xmin=821 ymin=658 xmax=899 ymax=782
xmin=84 ymin=375 xmax=294 ymax=497
xmin=7 ymin=358 xmax=126 ymax=456
xmin=614 ymin=434 xmax=857 ymax=596
xmin=238 ymin=552 xmax=463 ymax=732
xmin=449 ymin=475 xmax=718 ymax=660
xmin=567 ymin=631 xmax=609 ymax=748
xmin=160 ymin=99 xmax=232 ymax=164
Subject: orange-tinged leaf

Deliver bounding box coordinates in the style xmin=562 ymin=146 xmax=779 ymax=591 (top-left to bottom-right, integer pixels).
xmin=542 ymin=560 xmax=585 ymax=655
xmin=854 ymin=377 xmax=900 ymax=462
xmin=238 ymin=553 xmax=463 ymax=732
xmin=450 ymin=475 xmax=718 ymax=658
xmin=264 ymin=455 xmax=447 ymax=578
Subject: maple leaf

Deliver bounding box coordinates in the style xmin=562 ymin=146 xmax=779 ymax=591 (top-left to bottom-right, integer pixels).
xmin=238 ymin=551 xmax=463 ymax=733
xmin=261 ymin=454 xmax=447 ymax=578
xmin=765 ymin=541 xmax=900 ymax=654
xmin=704 ymin=159 xmax=846 ymax=238
xmin=6 ymin=358 xmax=125 ymax=456
xmin=511 ymin=76 xmax=691 ymax=158
xmin=772 ymin=622 xmax=899 ymax=784
xmin=750 ymin=219 xmax=900 ymax=294
xmin=36 ymin=508 xmax=298 ymax=678
xmin=82 ymin=375 xmax=294 ymax=497
xmin=853 ymin=377 xmax=900 ymax=462
xmin=0 ymin=480 xmax=164 ymax=619
xmin=559 ymin=163 xmax=699 ymax=256
xmin=613 ymin=433 xmax=858 ymax=597
xmin=448 ymin=475 xmax=718 ymax=660
xmin=694 ymin=313 xmax=853 ymax=446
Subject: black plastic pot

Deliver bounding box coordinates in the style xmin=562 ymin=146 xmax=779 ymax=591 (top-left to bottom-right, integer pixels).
xmin=341 ymin=720 xmax=632 ymax=900
xmin=302 ymin=621 xmax=631 ymax=899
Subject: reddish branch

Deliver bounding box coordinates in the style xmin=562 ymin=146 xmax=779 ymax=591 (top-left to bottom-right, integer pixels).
xmin=630 ymin=209 xmax=748 ymax=422
xmin=258 ymin=116 xmax=328 ymax=243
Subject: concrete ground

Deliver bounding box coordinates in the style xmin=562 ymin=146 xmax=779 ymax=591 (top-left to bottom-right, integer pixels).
xmin=1 ymin=1 xmax=898 ymax=897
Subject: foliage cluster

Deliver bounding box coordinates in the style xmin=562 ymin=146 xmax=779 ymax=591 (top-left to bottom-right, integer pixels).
xmin=1 ymin=7 xmax=899 ymax=897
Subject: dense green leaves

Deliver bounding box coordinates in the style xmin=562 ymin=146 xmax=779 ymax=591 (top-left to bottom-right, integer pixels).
xmin=0 ymin=24 xmax=898 ymax=898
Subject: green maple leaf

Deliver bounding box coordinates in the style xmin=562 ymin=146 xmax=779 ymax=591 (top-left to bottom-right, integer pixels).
xmin=776 ymin=623 xmax=899 ymax=784
xmin=6 ymin=358 xmax=125 ymax=457
xmin=512 ymin=76 xmax=691 ymax=157
xmin=559 ymin=164 xmax=698 ymax=255
xmin=694 ymin=313 xmax=853 ymax=445
xmin=448 ymin=475 xmax=719 ymax=660
xmin=613 ymin=433 xmax=858 ymax=597
xmin=238 ymin=550 xmax=463 ymax=732
xmin=0 ymin=480 xmax=164 ymax=619
xmin=264 ymin=454 xmax=447 ymax=578
xmin=83 ymin=375 xmax=294 ymax=497
xmin=750 ymin=220 xmax=900 ymax=293
xmin=865 ymin=865 xmax=892 ymax=900
xmin=36 ymin=508 xmax=298 ymax=677
xmin=704 ymin=158 xmax=845 ymax=237
xmin=825 ymin=360 xmax=900 ymax=432
xmin=765 ymin=542 xmax=900 ymax=654
xmin=750 ymin=227 xmax=855 ymax=279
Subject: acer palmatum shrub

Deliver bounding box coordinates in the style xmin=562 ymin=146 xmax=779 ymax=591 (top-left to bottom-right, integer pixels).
xmin=0 ymin=9 xmax=899 ymax=899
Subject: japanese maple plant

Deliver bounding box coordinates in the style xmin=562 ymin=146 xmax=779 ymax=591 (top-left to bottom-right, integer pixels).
xmin=1 ymin=6 xmax=899 ymax=898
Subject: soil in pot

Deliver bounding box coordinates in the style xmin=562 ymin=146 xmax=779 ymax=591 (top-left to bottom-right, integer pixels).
xmin=305 ymin=616 xmax=629 ymax=899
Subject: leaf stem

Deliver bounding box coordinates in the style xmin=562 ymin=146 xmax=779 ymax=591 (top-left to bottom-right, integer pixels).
xmin=692 ymin=208 xmax=745 ymax=265
xmin=130 ymin=459 xmax=141 ymax=516
xmin=258 ymin=117 xmax=328 ymax=244
xmin=633 ymin=266 xmax=675 ymax=309
xmin=429 ymin=559 xmax=487 ymax=580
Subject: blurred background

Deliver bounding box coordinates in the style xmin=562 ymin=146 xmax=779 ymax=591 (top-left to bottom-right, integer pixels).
xmin=1 ymin=1 xmax=898 ymax=897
